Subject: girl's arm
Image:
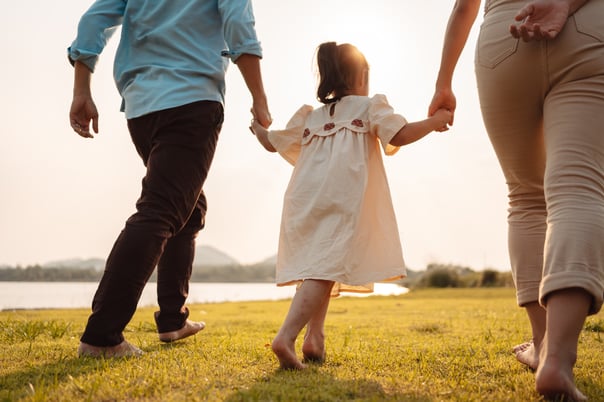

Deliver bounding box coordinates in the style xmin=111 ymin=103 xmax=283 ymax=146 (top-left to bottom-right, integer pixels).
xmin=251 ymin=120 xmax=276 ymax=152
xmin=428 ymin=0 xmax=481 ymax=123
xmin=389 ymin=109 xmax=452 ymax=147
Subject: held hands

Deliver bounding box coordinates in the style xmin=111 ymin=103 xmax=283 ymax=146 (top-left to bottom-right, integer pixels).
xmin=429 ymin=86 xmax=456 ymax=131
xmin=251 ymin=98 xmax=272 ymax=129
xmin=249 ymin=99 xmax=275 ymax=152
xmin=509 ymin=0 xmax=573 ymax=41
xmin=250 ymin=117 xmax=276 ymax=152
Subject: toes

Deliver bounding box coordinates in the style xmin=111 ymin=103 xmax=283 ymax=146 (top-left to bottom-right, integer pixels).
xmin=512 ymin=340 xmax=533 ymax=353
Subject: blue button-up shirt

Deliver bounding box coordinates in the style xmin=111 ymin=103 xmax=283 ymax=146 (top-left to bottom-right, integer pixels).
xmin=68 ymin=0 xmax=262 ymax=119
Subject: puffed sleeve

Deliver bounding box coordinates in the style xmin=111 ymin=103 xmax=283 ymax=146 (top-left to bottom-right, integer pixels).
xmin=268 ymin=105 xmax=313 ymax=166
xmin=369 ymin=94 xmax=407 ymax=156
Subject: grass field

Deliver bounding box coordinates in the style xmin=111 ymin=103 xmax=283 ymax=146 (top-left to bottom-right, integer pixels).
xmin=1 ymin=288 xmax=603 ymax=401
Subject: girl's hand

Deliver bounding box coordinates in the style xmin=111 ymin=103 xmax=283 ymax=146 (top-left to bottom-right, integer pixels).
xmin=251 ymin=119 xmax=276 ymax=152
xmin=509 ymin=0 xmax=572 ymax=41
xmin=250 ymin=119 xmax=266 ymax=136
xmin=433 ymin=108 xmax=453 ymax=132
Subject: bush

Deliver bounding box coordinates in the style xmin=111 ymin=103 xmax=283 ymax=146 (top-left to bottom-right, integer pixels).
xmin=411 ymin=264 xmax=515 ymax=289
xmin=422 ymin=268 xmax=459 ymax=288
xmin=480 ymin=269 xmax=499 ymax=287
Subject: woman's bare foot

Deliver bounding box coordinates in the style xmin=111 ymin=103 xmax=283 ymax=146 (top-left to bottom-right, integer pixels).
xmin=533 ymin=289 xmax=591 ymax=401
xmin=513 ymin=340 xmax=539 ymax=370
xmin=536 ymin=355 xmax=586 ymax=401
xmin=272 ymin=336 xmax=306 ymax=370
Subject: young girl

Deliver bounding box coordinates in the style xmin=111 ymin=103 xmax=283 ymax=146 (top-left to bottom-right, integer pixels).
xmin=252 ymin=41 xmax=451 ymax=370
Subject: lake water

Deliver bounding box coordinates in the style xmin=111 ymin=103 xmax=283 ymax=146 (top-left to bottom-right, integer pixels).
xmin=0 ymin=282 xmax=408 ymax=311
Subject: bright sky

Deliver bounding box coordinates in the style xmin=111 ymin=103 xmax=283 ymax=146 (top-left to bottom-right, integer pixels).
xmin=0 ymin=1 xmax=511 ymax=271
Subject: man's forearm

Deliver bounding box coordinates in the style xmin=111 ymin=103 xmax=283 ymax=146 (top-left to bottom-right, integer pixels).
xmin=235 ymin=54 xmax=267 ymax=101
xmin=73 ymin=61 xmax=93 ymax=96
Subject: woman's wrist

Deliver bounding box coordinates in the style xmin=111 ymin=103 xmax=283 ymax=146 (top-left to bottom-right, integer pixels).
xmin=567 ymin=0 xmax=588 ymax=15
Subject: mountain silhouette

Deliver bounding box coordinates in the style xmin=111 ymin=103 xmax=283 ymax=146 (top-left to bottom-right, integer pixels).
xmin=37 ymin=245 xmax=243 ymax=271
xmin=193 ymin=245 xmax=240 ymax=267
xmin=42 ymin=257 xmax=105 ymax=271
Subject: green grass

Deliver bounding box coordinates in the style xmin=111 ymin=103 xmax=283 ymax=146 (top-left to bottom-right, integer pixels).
xmin=1 ymin=288 xmax=603 ymax=401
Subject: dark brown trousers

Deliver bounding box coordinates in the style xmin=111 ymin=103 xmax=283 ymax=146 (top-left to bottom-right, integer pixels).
xmin=81 ymin=101 xmax=223 ymax=346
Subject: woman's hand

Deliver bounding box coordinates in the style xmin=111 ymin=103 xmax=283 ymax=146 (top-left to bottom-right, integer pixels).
xmin=429 ymin=87 xmax=456 ymax=127
xmin=510 ymin=0 xmax=574 ymax=41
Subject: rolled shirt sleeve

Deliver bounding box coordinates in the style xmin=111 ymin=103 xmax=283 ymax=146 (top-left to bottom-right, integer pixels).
xmin=218 ymin=0 xmax=262 ymax=62
xmin=67 ymin=0 xmax=263 ymax=118
xmin=67 ymin=0 xmax=125 ymax=72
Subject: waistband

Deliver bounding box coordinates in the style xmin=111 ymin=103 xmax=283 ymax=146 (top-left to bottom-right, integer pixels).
xmin=485 ymin=0 xmax=603 ymax=14
xmin=484 ymin=0 xmax=525 ymax=14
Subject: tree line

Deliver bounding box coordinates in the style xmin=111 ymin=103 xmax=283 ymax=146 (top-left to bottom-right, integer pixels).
xmin=0 ymin=262 xmax=513 ymax=288
xmin=401 ymin=263 xmax=514 ymax=289
xmin=0 ymin=264 xmax=276 ymax=283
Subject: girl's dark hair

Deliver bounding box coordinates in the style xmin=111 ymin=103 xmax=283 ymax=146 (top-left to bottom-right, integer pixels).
xmin=316 ymin=42 xmax=368 ymax=104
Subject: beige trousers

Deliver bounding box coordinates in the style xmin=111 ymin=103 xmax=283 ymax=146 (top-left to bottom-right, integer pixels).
xmin=475 ymin=0 xmax=604 ymax=313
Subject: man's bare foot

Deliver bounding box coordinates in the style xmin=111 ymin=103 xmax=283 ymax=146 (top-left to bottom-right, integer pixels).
xmin=272 ymin=336 xmax=306 ymax=370
xmin=513 ymin=340 xmax=539 ymax=370
xmin=302 ymin=335 xmax=325 ymax=363
xmin=78 ymin=340 xmax=143 ymax=358
xmin=536 ymin=355 xmax=587 ymax=401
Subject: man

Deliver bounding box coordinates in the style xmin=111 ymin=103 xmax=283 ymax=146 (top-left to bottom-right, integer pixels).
xmin=68 ymin=0 xmax=271 ymax=357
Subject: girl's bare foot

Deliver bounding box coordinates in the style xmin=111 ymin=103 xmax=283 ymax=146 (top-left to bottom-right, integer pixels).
xmin=513 ymin=340 xmax=539 ymax=370
xmin=272 ymin=336 xmax=306 ymax=370
xmin=302 ymin=349 xmax=326 ymax=363
xmin=302 ymin=333 xmax=326 ymax=363
xmin=536 ymin=355 xmax=586 ymax=401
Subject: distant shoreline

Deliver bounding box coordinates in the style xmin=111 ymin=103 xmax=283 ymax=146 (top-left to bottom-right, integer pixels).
xmin=0 ymin=281 xmax=408 ymax=311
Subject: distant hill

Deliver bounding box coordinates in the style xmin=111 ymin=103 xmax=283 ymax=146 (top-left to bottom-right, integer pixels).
xmin=0 ymin=246 xmax=276 ymax=282
xmin=34 ymin=245 xmax=240 ymax=271
xmin=193 ymin=245 xmax=240 ymax=267
xmin=250 ymin=254 xmax=277 ymax=267
xmin=42 ymin=258 xmax=105 ymax=271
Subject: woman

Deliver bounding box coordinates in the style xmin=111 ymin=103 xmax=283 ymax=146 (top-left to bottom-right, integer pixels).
xmin=429 ymin=0 xmax=604 ymax=400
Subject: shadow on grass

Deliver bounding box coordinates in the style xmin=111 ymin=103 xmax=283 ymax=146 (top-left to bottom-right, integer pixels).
xmin=222 ymin=364 xmax=427 ymax=402
xmin=0 ymin=353 xmax=141 ymax=400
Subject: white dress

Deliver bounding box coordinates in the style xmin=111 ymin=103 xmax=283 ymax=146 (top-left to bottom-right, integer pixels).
xmin=268 ymin=94 xmax=407 ymax=296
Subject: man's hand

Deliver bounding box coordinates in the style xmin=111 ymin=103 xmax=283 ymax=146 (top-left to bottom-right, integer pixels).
xmin=70 ymin=61 xmax=98 ymax=138
xmin=251 ymin=98 xmax=272 ymax=129
xmin=70 ymin=94 xmax=98 ymax=138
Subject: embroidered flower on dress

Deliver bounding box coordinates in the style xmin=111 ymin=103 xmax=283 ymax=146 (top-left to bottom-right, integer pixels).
xmin=352 ymin=119 xmax=364 ymax=127
xmin=323 ymin=122 xmax=335 ymax=131
xmin=303 ymin=128 xmax=310 ymax=138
